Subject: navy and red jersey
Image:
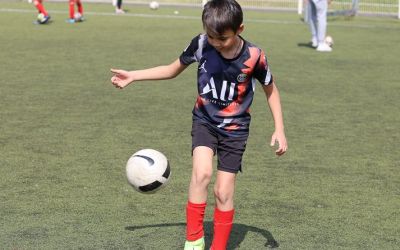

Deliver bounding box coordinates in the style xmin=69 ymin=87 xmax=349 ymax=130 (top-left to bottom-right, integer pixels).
xmin=179 ymin=34 xmax=273 ymax=137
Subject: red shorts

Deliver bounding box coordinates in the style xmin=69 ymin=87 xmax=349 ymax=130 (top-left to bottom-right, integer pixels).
xmin=191 ymin=121 xmax=248 ymax=173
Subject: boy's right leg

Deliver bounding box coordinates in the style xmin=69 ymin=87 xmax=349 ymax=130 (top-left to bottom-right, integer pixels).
xmin=185 ymin=146 xmax=213 ymax=249
xmin=68 ymin=0 xmax=75 ymax=20
xmin=188 ymin=146 xmax=213 ymax=203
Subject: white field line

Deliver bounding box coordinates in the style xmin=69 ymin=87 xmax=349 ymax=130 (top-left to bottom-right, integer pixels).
xmin=0 ymin=7 xmax=398 ymax=30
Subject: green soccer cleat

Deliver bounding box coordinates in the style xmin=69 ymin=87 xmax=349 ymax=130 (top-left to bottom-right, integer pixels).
xmin=184 ymin=237 xmax=205 ymax=250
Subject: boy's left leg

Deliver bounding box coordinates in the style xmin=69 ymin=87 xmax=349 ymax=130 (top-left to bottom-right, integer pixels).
xmin=76 ymin=0 xmax=83 ymax=15
xmin=210 ymin=132 xmax=246 ymax=250
xmin=211 ymin=171 xmax=236 ymax=250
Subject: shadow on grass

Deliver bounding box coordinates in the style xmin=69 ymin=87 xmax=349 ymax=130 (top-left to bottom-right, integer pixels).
xmin=126 ymin=221 xmax=279 ymax=248
xmin=297 ymin=42 xmax=315 ymax=49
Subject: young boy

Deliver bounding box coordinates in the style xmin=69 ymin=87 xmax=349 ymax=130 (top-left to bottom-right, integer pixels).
xmin=110 ymin=0 xmax=287 ymax=249
xmin=67 ymin=0 xmax=84 ymax=23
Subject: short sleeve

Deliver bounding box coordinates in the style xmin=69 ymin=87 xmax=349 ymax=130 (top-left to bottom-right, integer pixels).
xmin=254 ymin=50 xmax=273 ymax=86
xmin=179 ymin=35 xmax=201 ymax=65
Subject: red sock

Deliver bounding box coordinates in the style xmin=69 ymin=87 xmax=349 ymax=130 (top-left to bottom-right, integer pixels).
xmin=34 ymin=0 xmax=48 ymax=16
xmin=186 ymin=201 xmax=207 ymax=241
xmin=69 ymin=0 xmax=75 ymax=19
xmin=77 ymin=0 xmax=83 ymax=14
xmin=211 ymin=207 xmax=234 ymax=250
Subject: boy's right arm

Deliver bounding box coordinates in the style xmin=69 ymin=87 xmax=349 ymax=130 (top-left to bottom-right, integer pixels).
xmin=111 ymin=59 xmax=187 ymax=89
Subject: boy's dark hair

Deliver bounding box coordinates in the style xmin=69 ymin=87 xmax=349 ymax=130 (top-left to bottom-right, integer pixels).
xmin=202 ymin=0 xmax=243 ymax=35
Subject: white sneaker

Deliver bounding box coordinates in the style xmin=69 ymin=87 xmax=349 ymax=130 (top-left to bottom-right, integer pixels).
xmin=316 ymin=43 xmax=332 ymax=52
xmin=311 ymin=37 xmax=318 ymax=48
xmin=115 ymin=8 xmax=125 ymax=14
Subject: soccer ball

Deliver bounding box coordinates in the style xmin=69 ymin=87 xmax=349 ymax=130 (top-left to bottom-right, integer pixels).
xmin=325 ymin=35 xmax=334 ymax=47
xmin=149 ymin=1 xmax=159 ymax=10
xmin=126 ymin=149 xmax=170 ymax=194
xmin=37 ymin=13 xmax=46 ymax=22
xmin=74 ymin=12 xmax=82 ymax=21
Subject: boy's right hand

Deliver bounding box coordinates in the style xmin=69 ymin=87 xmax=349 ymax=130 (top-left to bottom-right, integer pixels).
xmin=110 ymin=69 xmax=134 ymax=89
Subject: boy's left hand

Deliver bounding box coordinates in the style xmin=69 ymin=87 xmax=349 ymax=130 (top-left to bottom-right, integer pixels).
xmin=270 ymin=131 xmax=287 ymax=156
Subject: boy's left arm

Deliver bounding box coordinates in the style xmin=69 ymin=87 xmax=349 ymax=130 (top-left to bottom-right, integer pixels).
xmin=263 ymin=82 xmax=288 ymax=156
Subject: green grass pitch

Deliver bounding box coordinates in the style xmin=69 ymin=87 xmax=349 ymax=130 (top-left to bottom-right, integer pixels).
xmin=0 ymin=1 xmax=399 ymax=249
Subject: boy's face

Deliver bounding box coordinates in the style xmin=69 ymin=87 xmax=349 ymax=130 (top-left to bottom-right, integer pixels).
xmin=205 ymin=25 xmax=243 ymax=54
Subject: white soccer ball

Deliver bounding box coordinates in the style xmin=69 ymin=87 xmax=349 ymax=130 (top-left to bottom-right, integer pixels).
xmin=325 ymin=35 xmax=334 ymax=47
xmin=37 ymin=13 xmax=46 ymax=22
xmin=149 ymin=1 xmax=159 ymax=10
xmin=74 ymin=12 xmax=81 ymax=20
xmin=126 ymin=149 xmax=170 ymax=194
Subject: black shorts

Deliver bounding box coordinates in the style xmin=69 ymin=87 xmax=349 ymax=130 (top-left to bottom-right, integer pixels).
xmin=191 ymin=121 xmax=248 ymax=173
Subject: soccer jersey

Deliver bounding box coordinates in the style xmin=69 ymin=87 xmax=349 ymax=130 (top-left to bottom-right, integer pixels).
xmin=180 ymin=34 xmax=273 ymax=137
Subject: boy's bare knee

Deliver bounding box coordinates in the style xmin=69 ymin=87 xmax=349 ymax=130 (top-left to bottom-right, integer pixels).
xmin=192 ymin=170 xmax=212 ymax=186
xmin=213 ymin=187 xmax=233 ymax=205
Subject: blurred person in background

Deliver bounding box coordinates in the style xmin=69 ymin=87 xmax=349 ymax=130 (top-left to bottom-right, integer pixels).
xmin=307 ymin=0 xmax=332 ymax=52
xmin=113 ymin=0 xmax=125 ymax=14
